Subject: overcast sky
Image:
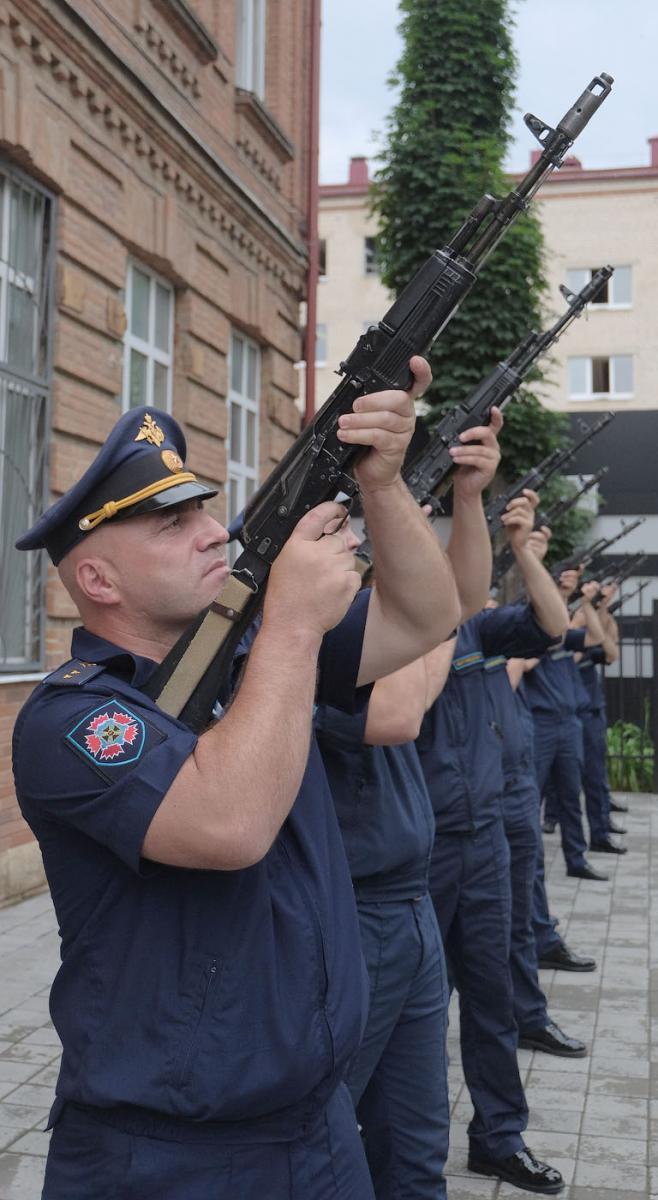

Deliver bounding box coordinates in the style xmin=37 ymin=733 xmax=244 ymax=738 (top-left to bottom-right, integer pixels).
xmin=320 ymin=0 xmax=657 ymax=183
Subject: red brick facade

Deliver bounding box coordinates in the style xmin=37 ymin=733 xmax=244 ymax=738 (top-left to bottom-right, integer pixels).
xmin=0 ymin=0 xmax=312 ymax=898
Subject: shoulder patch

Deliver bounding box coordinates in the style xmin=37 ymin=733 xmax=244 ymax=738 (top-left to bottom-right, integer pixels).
xmin=64 ymin=699 xmax=157 ymax=782
xmin=483 ymin=655 xmax=508 ymax=672
xmin=45 ymin=660 xmax=105 ymax=686
xmin=452 ymin=651 xmax=484 ymax=675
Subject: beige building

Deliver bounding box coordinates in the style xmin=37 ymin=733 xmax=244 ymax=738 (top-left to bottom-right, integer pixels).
xmin=0 ymin=0 xmax=313 ymax=901
xmin=311 ymin=143 xmax=658 ymax=415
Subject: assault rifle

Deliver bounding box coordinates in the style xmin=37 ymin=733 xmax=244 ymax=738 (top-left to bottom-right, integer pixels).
xmin=490 ymin=418 xmax=613 ymax=585
xmin=608 ymin=580 xmax=650 ymax=616
xmin=600 ymin=552 xmax=647 ymax=588
xmin=537 ymin=465 xmax=608 ymax=529
xmin=553 ymin=517 xmax=645 ymax=578
xmin=355 ymin=269 xmax=614 ymax=576
xmin=589 ymin=552 xmax=648 ymax=606
xmin=141 ymin=74 xmax=613 ymax=732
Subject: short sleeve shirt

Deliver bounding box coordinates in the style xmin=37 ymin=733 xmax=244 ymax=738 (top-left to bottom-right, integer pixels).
xmin=12 ymin=591 xmax=372 ymax=1130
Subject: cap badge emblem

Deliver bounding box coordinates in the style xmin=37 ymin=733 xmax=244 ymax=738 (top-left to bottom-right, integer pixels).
xmin=162 ymin=449 xmax=184 ymax=473
xmin=135 ymin=414 xmax=165 ymax=446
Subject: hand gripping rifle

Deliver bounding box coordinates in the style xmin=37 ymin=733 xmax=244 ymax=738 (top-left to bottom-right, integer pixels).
xmin=141 ymin=74 xmax=613 ymax=733
xmin=489 ymin=418 xmax=614 ymax=585
xmin=607 ymin=579 xmax=651 ymax=617
xmin=355 ymin=268 xmax=615 ymax=577
xmin=553 ymin=516 xmax=645 ymax=578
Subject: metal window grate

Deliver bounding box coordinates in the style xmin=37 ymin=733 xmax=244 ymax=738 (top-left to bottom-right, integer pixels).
xmin=0 ymin=166 xmax=54 ymax=672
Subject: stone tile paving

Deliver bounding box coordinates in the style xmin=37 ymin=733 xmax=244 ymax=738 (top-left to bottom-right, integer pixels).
xmin=0 ymin=791 xmax=655 ymax=1198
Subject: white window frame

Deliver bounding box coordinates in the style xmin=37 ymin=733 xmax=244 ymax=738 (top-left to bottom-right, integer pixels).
xmin=235 ymin=0 xmax=266 ymax=99
xmin=565 ymin=266 xmax=632 ymax=310
xmin=0 ymin=166 xmax=53 ymax=673
xmin=364 ymin=236 xmax=379 ymax=276
xmin=315 ymin=323 xmax=327 ymax=367
xmin=122 ymin=262 xmax=174 ymax=413
xmin=568 ymin=354 xmax=634 ymax=401
xmin=227 ymin=330 xmax=260 ymax=560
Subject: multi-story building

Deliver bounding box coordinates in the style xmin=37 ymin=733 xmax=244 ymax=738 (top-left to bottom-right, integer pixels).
xmin=0 ymin=0 xmax=312 ymax=900
xmin=312 ymin=144 xmax=658 ymax=730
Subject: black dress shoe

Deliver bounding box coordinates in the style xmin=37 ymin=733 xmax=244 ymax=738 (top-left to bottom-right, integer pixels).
xmin=468 ymin=1146 xmax=564 ymax=1193
xmin=590 ymin=837 xmax=627 ymax=855
xmin=610 ymin=799 xmax=629 ymax=813
xmin=608 ymin=820 xmax=627 ymax=835
xmin=567 ymin=862 xmax=609 ymax=881
xmin=537 ymin=941 xmax=596 ymax=971
xmin=542 ymin=819 xmax=556 ymax=834
xmin=519 ymin=1019 xmax=587 ymax=1058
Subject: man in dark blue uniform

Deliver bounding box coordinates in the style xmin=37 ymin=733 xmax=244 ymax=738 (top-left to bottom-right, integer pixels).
xmin=316 ymin=412 xmax=503 ymax=1199
xmin=416 ymin=493 xmax=567 ymax=1195
xmin=572 ymin=584 xmax=625 ymax=854
xmin=483 ymin=633 xmax=588 ymax=1058
xmin=523 ymin=574 xmax=608 ymax=882
xmin=13 ymin=362 xmax=462 ymax=1199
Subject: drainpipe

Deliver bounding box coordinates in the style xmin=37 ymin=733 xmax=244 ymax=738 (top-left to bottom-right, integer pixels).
xmin=304 ymin=0 xmax=322 ymax=426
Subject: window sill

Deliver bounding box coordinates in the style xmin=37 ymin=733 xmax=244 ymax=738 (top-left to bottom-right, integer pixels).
xmin=234 ymin=89 xmax=294 ymax=163
xmin=0 ymin=672 xmax=46 ymax=685
xmin=569 ymin=394 xmax=634 ymax=402
xmin=150 ymin=0 xmax=219 ymax=64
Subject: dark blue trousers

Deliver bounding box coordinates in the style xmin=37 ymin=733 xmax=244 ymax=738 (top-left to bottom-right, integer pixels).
xmin=42 ymin=1085 xmax=374 ymax=1200
xmin=348 ymin=894 xmax=449 ymax=1200
xmin=502 ymin=775 xmax=549 ymax=1033
xmin=581 ymin=708 xmax=612 ymax=843
xmin=430 ymin=821 xmax=527 ymax=1161
xmin=533 ymin=715 xmax=587 ymax=871
xmin=532 ymin=838 xmax=563 ymax=958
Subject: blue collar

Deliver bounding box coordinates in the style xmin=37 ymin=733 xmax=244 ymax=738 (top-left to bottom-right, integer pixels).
xmin=71 ymin=627 xmax=157 ymax=688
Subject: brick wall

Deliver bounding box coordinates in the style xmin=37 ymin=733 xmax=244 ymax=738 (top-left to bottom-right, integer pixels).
xmin=0 ymin=0 xmax=311 ymax=899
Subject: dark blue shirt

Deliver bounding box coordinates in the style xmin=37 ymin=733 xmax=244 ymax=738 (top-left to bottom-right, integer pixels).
xmin=315 ymin=704 xmax=434 ymax=900
xmin=416 ymin=604 xmax=554 ymax=833
xmin=577 ymin=645 xmax=607 ymax=714
xmin=524 ymin=626 xmax=588 ymax=718
xmin=13 ymin=593 xmax=372 ymax=1131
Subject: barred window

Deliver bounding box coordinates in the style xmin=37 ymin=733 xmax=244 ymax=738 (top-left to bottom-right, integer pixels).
xmin=0 ymin=165 xmax=54 ymax=672
xmin=227 ymin=331 xmax=260 ymax=563
xmin=122 ymin=263 xmax=173 ymax=412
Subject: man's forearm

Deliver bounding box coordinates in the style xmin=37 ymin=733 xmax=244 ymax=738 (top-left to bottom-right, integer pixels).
xmin=360 ymin=477 xmax=460 ymax=668
xmin=579 ymin=599 xmax=605 ymax=646
xmin=144 ymin=621 xmax=321 ymax=869
xmin=514 ymin=545 xmax=568 ymax=637
xmin=447 ymin=492 xmax=492 ymax=619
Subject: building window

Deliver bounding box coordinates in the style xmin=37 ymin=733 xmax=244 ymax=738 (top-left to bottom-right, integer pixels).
xmin=235 ymin=0 xmax=266 ymax=99
xmin=122 ymin=263 xmax=173 ymax=413
xmin=315 ymin=323 xmax=327 ymax=366
xmin=565 ymin=266 xmax=632 ymax=308
xmin=364 ymin=236 xmax=379 ymax=275
xmin=0 ymin=166 xmax=54 ymax=672
xmin=568 ymin=354 xmax=634 ymax=400
xmin=227 ymin=331 xmax=260 ymax=561
xmin=318 ymin=239 xmax=327 ymax=280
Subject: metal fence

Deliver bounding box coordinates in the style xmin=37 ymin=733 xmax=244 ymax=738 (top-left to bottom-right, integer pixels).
xmin=603 ymin=591 xmax=655 ymax=792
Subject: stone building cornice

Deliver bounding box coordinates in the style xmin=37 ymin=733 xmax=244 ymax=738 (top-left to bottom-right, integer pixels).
xmin=3 ymin=0 xmax=306 ymax=287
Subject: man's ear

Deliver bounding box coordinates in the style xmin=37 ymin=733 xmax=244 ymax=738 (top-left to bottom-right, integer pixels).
xmin=76 ymin=557 xmax=121 ymax=606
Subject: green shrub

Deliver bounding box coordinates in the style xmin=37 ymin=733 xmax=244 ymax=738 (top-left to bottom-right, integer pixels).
xmin=606 ymin=718 xmax=654 ymax=792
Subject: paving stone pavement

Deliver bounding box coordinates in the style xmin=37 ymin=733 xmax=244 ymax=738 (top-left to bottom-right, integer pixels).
xmin=0 ymin=791 xmax=655 ymax=1199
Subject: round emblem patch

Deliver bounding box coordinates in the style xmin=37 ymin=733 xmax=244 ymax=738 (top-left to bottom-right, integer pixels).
xmin=162 ymin=449 xmax=183 ymax=473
